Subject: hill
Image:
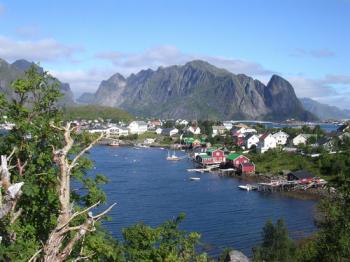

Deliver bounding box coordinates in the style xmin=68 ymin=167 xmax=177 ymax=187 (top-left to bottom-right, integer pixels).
xmin=79 ymin=60 xmax=316 ymax=121
xmin=0 ymin=58 xmax=74 ymax=106
xmin=300 ymin=97 xmax=350 ymax=120
xmin=63 ymin=105 xmax=134 ymax=123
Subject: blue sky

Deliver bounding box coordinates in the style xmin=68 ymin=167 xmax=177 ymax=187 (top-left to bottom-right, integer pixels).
xmin=0 ymin=0 xmax=349 ymax=109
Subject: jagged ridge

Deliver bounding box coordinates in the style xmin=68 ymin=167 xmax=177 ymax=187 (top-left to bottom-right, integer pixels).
xmin=79 ymin=60 xmax=317 ymax=121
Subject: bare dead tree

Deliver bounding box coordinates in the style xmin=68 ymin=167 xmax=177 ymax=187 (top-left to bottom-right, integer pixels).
xmin=38 ymin=122 xmax=116 ymax=262
xmin=0 ymin=149 xmax=24 ymax=241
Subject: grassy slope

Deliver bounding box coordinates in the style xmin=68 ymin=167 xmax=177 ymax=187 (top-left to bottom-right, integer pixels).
xmin=63 ymin=105 xmax=134 ymax=123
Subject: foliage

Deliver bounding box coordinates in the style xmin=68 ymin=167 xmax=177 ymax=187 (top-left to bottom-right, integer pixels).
xmin=163 ymin=120 xmax=175 ymax=128
xmin=252 ymin=219 xmax=296 ymax=262
xmin=248 ymin=149 xmax=319 ymax=176
xmin=119 ymin=133 xmax=139 ymax=140
xmin=63 ymin=105 xmax=134 ymax=123
xmin=122 ymin=213 xmax=211 ymax=262
xmin=0 ymin=65 xmax=116 ymax=260
xmin=0 ymin=64 xmax=211 ymax=261
xmin=311 ymin=157 xmax=350 ymax=261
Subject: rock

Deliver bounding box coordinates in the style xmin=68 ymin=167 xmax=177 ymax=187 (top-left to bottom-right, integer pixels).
xmin=80 ymin=60 xmax=317 ymax=121
xmin=224 ymin=250 xmax=250 ymax=262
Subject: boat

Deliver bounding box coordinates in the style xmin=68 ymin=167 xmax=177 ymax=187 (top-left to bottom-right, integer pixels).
xmin=238 ymin=184 xmax=257 ymax=191
xmin=108 ymin=140 xmax=119 ymax=147
xmin=190 ymin=177 xmax=200 ymax=181
xmin=166 ymin=150 xmax=181 ymax=161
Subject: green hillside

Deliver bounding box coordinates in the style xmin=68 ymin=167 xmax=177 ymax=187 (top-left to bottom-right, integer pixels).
xmin=63 ymin=105 xmax=134 ymax=123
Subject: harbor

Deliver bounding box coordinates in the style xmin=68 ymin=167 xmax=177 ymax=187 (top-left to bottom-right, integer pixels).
xmin=89 ymin=145 xmax=317 ymax=257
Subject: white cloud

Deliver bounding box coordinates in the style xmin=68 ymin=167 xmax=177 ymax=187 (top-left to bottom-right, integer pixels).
xmin=48 ymin=45 xmax=348 ymax=110
xmin=290 ymin=48 xmax=335 ymax=58
xmin=49 ymin=68 xmax=116 ymax=96
xmin=0 ymin=35 xmax=82 ymax=62
xmin=288 ymin=75 xmax=350 ymax=110
xmin=95 ymin=45 xmax=273 ymax=76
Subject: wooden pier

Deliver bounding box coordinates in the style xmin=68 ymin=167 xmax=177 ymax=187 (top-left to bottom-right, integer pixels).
xmin=257 ymin=180 xmax=325 ymax=192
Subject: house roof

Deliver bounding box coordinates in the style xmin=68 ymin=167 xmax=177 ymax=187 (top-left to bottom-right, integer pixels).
xmin=273 ymin=131 xmax=289 ymax=137
xmin=198 ymin=154 xmax=211 ymax=159
xmin=259 ymin=132 xmax=270 ymax=141
xmin=245 ymin=133 xmax=258 ymax=140
xmin=161 ymin=128 xmax=177 ymax=134
xmin=234 ymin=123 xmax=249 ymax=128
xmin=212 ymin=125 xmax=226 ymax=130
xmin=227 ymin=153 xmax=242 ymax=161
xmin=241 ymin=162 xmax=255 ymax=167
xmin=206 ymin=147 xmax=218 ymax=152
xmin=131 ymin=121 xmax=147 ymax=125
xmin=317 ymin=137 xmax=332 ymax=145
xmin=288 ymin=170 xmax=314 ymax=179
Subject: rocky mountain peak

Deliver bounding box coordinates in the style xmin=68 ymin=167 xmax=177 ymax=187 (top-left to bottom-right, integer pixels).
xmin=78 ymin=60 xmax=317 ymax=121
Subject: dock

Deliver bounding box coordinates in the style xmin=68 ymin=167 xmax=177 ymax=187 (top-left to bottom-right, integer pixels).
xmin=257 ymin=179 xmax=326 ymax=192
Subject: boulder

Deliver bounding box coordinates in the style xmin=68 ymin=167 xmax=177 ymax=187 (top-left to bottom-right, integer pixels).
xmin=224 ymin=250 xmax=250 ymax=262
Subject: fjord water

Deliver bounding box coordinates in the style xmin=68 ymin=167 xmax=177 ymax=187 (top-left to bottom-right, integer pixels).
xmin=88 ymin=146 xmax=317 ymax=257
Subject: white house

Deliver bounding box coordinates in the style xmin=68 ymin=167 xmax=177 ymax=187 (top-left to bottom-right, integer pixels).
xmin=155 ymin=127 xmax=163 ymax=135
xmin=128 ymin=121 xmax=148 ymax=134
xmin=272 ymin=131 xmax=289 ymax=145
xmin=212 ymin=126 xmax=226 ymax=137
xmin=88 ymin=127 xmax=107 ymax=134
xmin=245 ymin=134 xmax=260 ymax=149
xmin=176 ymin=119 xmax=189 ymax=126
xmin=223 ymin=121 xmax=233 ymax=130
xmin=188 ymin=126 xmax=201 ymax=135
xmin=112 ymin=126 xmax=129 ymax=136
xmin=161 ymin=128 xmax=179 ymax=136
xmin=293 ymin=134 xmax=311 ymax=146
xmin=257 ymin=133 xmax=277 ymax=153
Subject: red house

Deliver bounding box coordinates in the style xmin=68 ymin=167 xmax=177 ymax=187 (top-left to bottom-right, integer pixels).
xmin=207 ymin=148 xmax=226 ymax=164
xmin=196 ymin=148 xmax=226 ymax=166
xmin=239 ymin=162 xmax=255 ymax=175
xmin=227 ymin=153 xmax=250 ymax=168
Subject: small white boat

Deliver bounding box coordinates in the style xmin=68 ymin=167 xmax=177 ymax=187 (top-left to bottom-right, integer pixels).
xmin=166 ymin=151 xmax=181 ymax=161
xmin=238 ymin=184 xmax=257 ymax=191
xmin=190 ymin=177 xmax=200 ymax=181
xmin=108 ymin=140 xmax=119 ymax=147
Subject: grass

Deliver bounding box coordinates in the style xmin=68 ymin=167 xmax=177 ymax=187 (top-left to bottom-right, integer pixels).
xmin=248 ymin=149 xmax=321 ymax=177
xmin=63 ymin=105 xmax=134 ymax=123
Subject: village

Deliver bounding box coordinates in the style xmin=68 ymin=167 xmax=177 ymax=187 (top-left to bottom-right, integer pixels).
xmin=64 ymin=117 xmax=350 ymax=193
xmin=1 ymin=115 xmax=349 ymax=193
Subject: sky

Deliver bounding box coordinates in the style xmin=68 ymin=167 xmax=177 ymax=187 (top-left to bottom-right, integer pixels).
xmin=0 ymin=0 xmax=349 ymax=109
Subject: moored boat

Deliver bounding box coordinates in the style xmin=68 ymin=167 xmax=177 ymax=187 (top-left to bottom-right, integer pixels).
xmin=108 ymin=140 xmax=119 ymax=147
xmin=166 ymin=151 xmax=181 ymax=161
xmin=190 ymin=177 xmax=200 ymax=181
xmin=238 ymin=184 xmax=257 ymax=191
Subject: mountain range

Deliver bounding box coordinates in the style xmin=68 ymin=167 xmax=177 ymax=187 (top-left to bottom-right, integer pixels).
xmin=0 ymin=58 xmax=74 ymax=106
xmin=300 ymin=97 xmax=350 ymax=120
xmin=78 ymin=60 xmax=316 ymax=121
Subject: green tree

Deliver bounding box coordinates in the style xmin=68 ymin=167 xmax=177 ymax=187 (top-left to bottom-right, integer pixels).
xmin=253 ymin=219 xmax=296 ymax=262
xmin=0 ymin=65 xmax=121 ymax=261
xmin=123 ymin=213 xmax=210 ymax=262
xmin=312 ymin=156 xmax=350 ymax=261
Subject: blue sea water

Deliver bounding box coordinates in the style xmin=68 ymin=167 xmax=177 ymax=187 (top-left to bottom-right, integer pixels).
xmin=86 ymin=146 xmax=317 ymax=257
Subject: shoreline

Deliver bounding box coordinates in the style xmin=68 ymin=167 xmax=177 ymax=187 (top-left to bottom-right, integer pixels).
xmin=98 ymin=141 xmax=327 ymax=201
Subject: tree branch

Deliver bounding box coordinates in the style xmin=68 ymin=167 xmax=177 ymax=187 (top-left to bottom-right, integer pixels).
xmin=69 ymin=133 xmax=104 ymax=171
xmin=28 ymin=248 xmax=42 ymax=262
